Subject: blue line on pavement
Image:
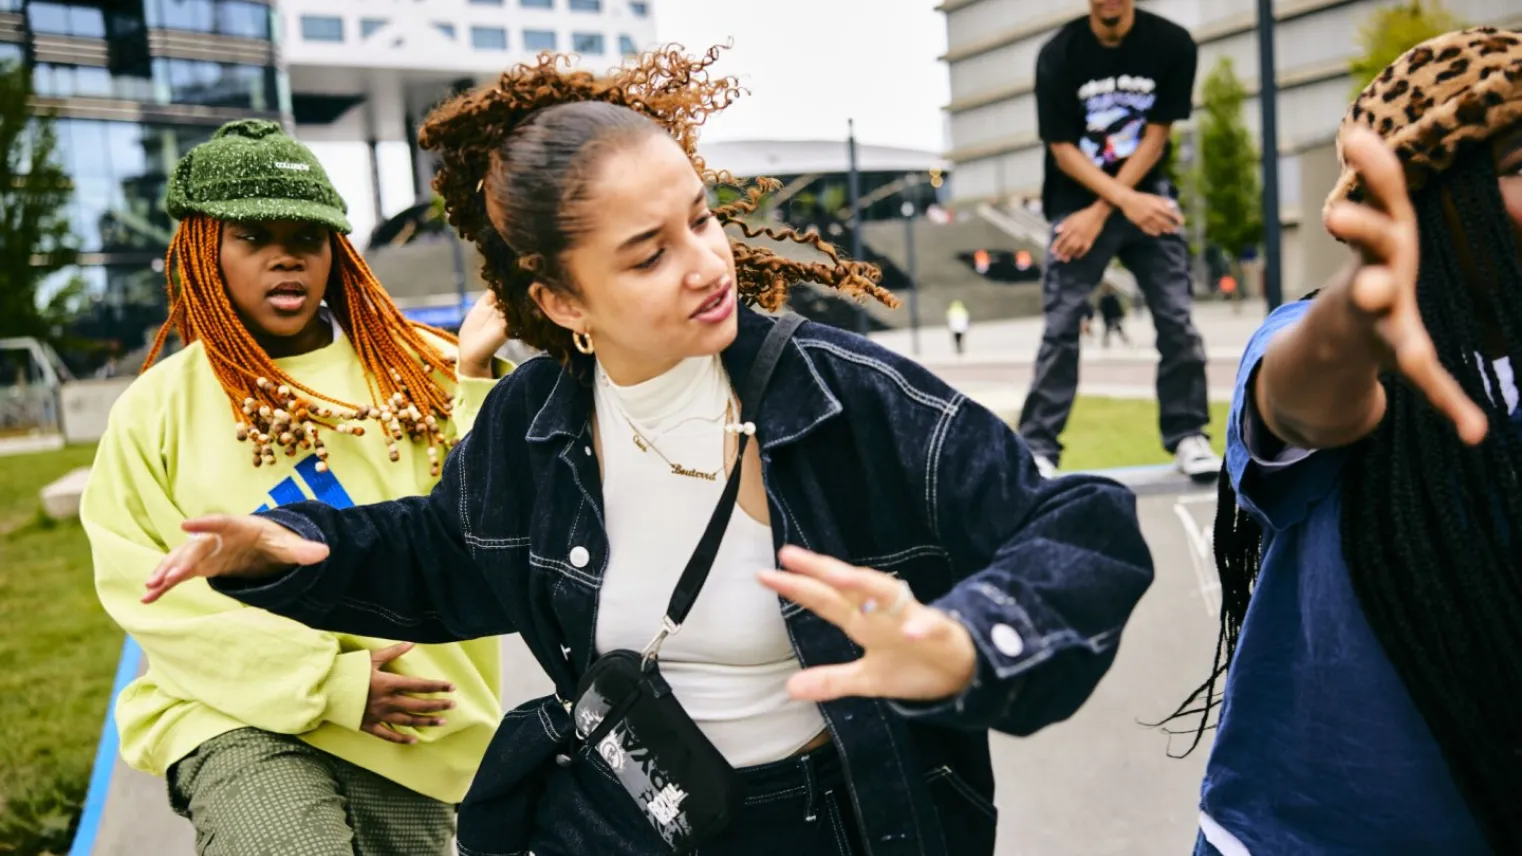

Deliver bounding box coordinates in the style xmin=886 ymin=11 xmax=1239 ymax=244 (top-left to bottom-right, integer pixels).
xmin=69 ymin=636 xmax=142 ymax=856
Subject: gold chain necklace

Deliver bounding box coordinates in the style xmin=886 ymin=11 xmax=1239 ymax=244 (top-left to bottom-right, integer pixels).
xmin=626 ymin=399 xmax=734 ymax=481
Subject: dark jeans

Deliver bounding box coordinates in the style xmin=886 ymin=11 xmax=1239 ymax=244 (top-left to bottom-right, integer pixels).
xmin=1018 ymin=212 xmax=1210 ymax=463
xmin=526 ymin=742 xmax=865 ymax=855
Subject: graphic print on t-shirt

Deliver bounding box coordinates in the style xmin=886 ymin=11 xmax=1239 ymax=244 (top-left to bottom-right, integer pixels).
xmin=253 ymin=454 xmax=356 ymax=513
xmin=1076 ymin=74 xmax=1157 ymax=169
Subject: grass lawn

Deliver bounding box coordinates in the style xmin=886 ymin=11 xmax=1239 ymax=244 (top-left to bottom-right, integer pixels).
xmin=0 ymin=443 xmax=122 ymax=856
xmin=1036 ymin=396 xmax=1231 ymax=473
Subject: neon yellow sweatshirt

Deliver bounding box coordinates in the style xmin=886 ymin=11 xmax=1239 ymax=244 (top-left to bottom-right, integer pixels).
xmin=83 ymin=331 xmax=507 ymax=804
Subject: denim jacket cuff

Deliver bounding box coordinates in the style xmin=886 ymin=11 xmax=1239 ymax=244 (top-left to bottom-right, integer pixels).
xmin=209 ymin=508 xmax=332 ymax=612
xmin=887 ymin=590 xmax=1031 ymax=729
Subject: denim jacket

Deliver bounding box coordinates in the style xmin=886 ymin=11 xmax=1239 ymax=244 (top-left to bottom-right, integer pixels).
xmin=225 ymin=306 xmax=1154 ymax=856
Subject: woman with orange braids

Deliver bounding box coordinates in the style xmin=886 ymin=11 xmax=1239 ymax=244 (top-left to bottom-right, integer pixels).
xmin=138 ymin=49 xmax=1152 ymax=856
xmin=81 ymin=119 xmax=511 ymax=856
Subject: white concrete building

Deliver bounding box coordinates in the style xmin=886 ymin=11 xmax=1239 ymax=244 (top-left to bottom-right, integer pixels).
xmin=941 ymin=0 xmax=1522 ymax=296
xmin=275 ymin=0 xmax=658 ymax=244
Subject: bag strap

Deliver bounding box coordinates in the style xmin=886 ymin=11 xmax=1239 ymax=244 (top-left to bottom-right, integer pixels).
xmin=643 ymin=313 xmax=806 ymax=663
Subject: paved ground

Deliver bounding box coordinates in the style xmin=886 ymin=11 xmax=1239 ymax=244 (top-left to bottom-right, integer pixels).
xmin=869 ymin=301 xmax=1262 ymax=414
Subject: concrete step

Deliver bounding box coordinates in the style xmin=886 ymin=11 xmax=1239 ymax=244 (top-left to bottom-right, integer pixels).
xmin=40 ymin=466 xmax=91 ymax=521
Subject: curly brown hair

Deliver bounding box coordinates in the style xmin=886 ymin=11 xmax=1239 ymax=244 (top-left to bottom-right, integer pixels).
xmin=419 ymin=44 xmax=896 ymax=364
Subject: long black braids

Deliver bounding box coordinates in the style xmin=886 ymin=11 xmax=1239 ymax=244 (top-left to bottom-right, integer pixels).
xmin=1164 ymin=148 xmax=1522 ymax=848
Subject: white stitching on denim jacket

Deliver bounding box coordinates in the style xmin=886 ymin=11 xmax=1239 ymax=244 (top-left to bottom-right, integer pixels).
xmin=741 ymin=785 xmax=807 ymax=806
xmin=525 ymin=369 xmax=569 ymax=441
xmin=853 ymin=544 xmax=949 ymax=568
xmin=798 ymin=340 xmax=955 ymax=413
xmin=870 ymin=696 xmax=929 ymax=845
xmin=463 ymin=533 xmax=529 ymax=549
xmin=766 ymin=341 xmax=843 ymax=446
xmin=530 ymin=552 xmax=599 ymax=589
xmin=455 ymin=432 xmax=473 ymax=543
xmin=926 ymin=395 xmax=963 ymax=540
xmin=336 ymin=597 xmax=442 ymax=627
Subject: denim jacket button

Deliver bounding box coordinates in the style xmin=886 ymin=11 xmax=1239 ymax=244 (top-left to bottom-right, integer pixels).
xmin=569 ymin=546 xmax=590 ymax=568
xmin=991 ymin=623 xmax=1024 ymax=657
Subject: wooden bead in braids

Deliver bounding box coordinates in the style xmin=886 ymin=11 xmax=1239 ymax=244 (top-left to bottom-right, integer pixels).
xmin=144 ymin=213 xmax=464 ymax=477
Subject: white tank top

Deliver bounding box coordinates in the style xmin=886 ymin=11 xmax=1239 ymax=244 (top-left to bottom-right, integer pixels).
xmin=592 ymin=355 xmax=828 ymax=767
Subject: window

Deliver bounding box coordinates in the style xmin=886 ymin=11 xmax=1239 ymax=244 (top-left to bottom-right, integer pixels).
xmin=432 ymin=22 xmax=456 ymax=40
xmin=146 ymin=0 xmax=214 ymax=34
xmin=30 ymin=62 xmax=157 ymax=101
xmin=569 ymin=0 xmax=600 ymax=11
xmin=360 ymin=18 xmax=388 ymax=38
xmin=470 ymin=26 xmax=506 ymax=50
xmin=217 ymin=1 xmax=270 ymax=40
xmin=46 ymin=118 xmax=216 ymax=257
xmin=300 ymin=15 xmax=343 ymax=42
xmin=521 ymin=0 xmax=554 ymax=8
xmin=619 ymin=34 xmax=637 ymax=56
xmin=27 ymin=2 xmax=107 ymax=38
xmin=572 ymin=32 xmax=604 ymax=54
xmin=0 ymin=0 xmax=21 ymax=12
xmin=0 ymin=43 xmax=22 ymax=66
xmin=629 ymin=1 xmax=648 ymax=16
xmin=150 ymin=58 xmax=276 ymax=110
xmin=523 ymin=29 xmax=556 ymax=51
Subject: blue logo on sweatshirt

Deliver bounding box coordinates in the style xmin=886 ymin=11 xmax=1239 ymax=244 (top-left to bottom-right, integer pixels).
xmin=254 ymin=455 xmax=355 ymax=513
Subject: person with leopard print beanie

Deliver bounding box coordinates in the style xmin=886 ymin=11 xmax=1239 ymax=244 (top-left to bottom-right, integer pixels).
xmin=1157 ymin=27 xmax=1522 ymax=856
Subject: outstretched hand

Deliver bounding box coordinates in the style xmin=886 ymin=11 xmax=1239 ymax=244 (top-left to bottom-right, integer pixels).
xmin=758 ymin=546 xmax=977 ymax=704
xmin=1324 ymin=126 xmax=1488 ymax=446
xmin=142 ymin=516 xmax=329 ymax=604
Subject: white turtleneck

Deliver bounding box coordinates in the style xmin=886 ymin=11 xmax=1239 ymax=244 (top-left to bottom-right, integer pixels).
xmin=592 ymin=355 xmax=828 ymax=768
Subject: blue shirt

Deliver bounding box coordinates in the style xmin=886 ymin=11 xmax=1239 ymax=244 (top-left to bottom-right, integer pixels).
xmin=1201 ymin=300 xmax=1488 ymax=855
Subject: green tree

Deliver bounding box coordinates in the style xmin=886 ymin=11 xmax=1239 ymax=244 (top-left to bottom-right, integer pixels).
xmin=0 ymin=59 xmax=78 ymax=340
xmin=1196 ymin=56 xmax=1262 ymax=261
xmin=1349 ymin=0 xmax=1464 ymax=92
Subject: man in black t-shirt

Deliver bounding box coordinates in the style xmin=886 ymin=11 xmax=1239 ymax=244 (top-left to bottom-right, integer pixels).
xmin=1018 ymin=0 xmax=1218 ymax=481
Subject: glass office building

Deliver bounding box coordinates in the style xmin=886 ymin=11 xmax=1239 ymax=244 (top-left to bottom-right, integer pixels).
xmin=0 ymin=0 xmax=287 ymax=355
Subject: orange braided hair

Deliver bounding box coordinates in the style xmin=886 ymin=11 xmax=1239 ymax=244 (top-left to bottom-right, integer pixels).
xmin=144 ymin=214 xmax=462 ymax=475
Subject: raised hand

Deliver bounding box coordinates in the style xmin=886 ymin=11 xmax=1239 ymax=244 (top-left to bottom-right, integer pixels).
xmin=362 ymin=642 xmax=456 ymax=745
xmin=456 ymin=291 xmax=510 ymax=380
xmin=1325 ymin=126 xmax=1488 ymax=446
xmin=757 ymin=546 xmax=977 ymax=704
xmin=142 ymin=515 xmax=329 ymax=604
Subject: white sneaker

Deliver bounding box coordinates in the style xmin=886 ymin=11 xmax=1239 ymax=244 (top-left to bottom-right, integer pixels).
xmin=1174 ymin=435 xmax=1221 ymax=483
xmin=1032 ymin=454 xmax=1059 ymax=479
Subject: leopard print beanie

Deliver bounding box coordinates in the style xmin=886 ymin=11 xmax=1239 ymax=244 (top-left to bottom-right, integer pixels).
xmin=1326 ymin=26 xmax=1522 ymax=221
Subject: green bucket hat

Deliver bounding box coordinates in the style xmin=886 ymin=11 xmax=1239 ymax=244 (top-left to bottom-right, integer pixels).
xmin=166 ymin=119 xmax=351 ymax=234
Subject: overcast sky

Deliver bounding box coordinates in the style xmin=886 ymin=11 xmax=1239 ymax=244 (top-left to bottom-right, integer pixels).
xmin=652 ymin=0 xmax=950 ymax=153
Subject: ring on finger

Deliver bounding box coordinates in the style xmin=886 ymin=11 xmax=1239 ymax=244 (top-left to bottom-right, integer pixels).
xmin=191 ymin=532 xmax=223 ymax=559
xmin=860 ymin=579 xmax=913 ymax=618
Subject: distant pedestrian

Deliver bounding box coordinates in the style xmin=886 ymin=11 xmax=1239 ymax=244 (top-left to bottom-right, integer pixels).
xmin=1098 ymin=287 xmax=1129 ymax=347
xmin=946 ymin=298 xmax=970 ymax=354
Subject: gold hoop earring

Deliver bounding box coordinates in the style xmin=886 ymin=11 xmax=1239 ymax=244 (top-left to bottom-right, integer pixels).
xmin=572 ymin=330 xmax=595 ymax=355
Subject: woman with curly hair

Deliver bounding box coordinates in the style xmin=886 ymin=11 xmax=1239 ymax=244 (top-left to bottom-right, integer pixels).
xmin=137 ymin=48 xmax=1153 ymax=856
xmin=83 ymin=119 xmax=511 ymax=855
xmin=1163 ymin=28 xmax=1522 ymax=856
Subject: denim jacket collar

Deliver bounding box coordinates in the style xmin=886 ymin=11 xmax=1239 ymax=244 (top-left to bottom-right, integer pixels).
xmin=524 ymin=304 xmax=843 ymax=450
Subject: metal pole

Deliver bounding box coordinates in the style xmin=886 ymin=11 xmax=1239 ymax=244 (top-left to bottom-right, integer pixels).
xmin=1256 ymin=0 xmax=1284 ymax=310
xmin=449 ymin=231 xmax=468 ymax=327
xmin=847 ymin=119 xmax=866 ymax=334
xmin=903 ymin=203 xmax=920 ymax=356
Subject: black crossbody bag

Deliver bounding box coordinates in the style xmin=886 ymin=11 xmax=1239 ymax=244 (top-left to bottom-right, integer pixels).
xmin=569 ymin=313 xmax=805 ymax=854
